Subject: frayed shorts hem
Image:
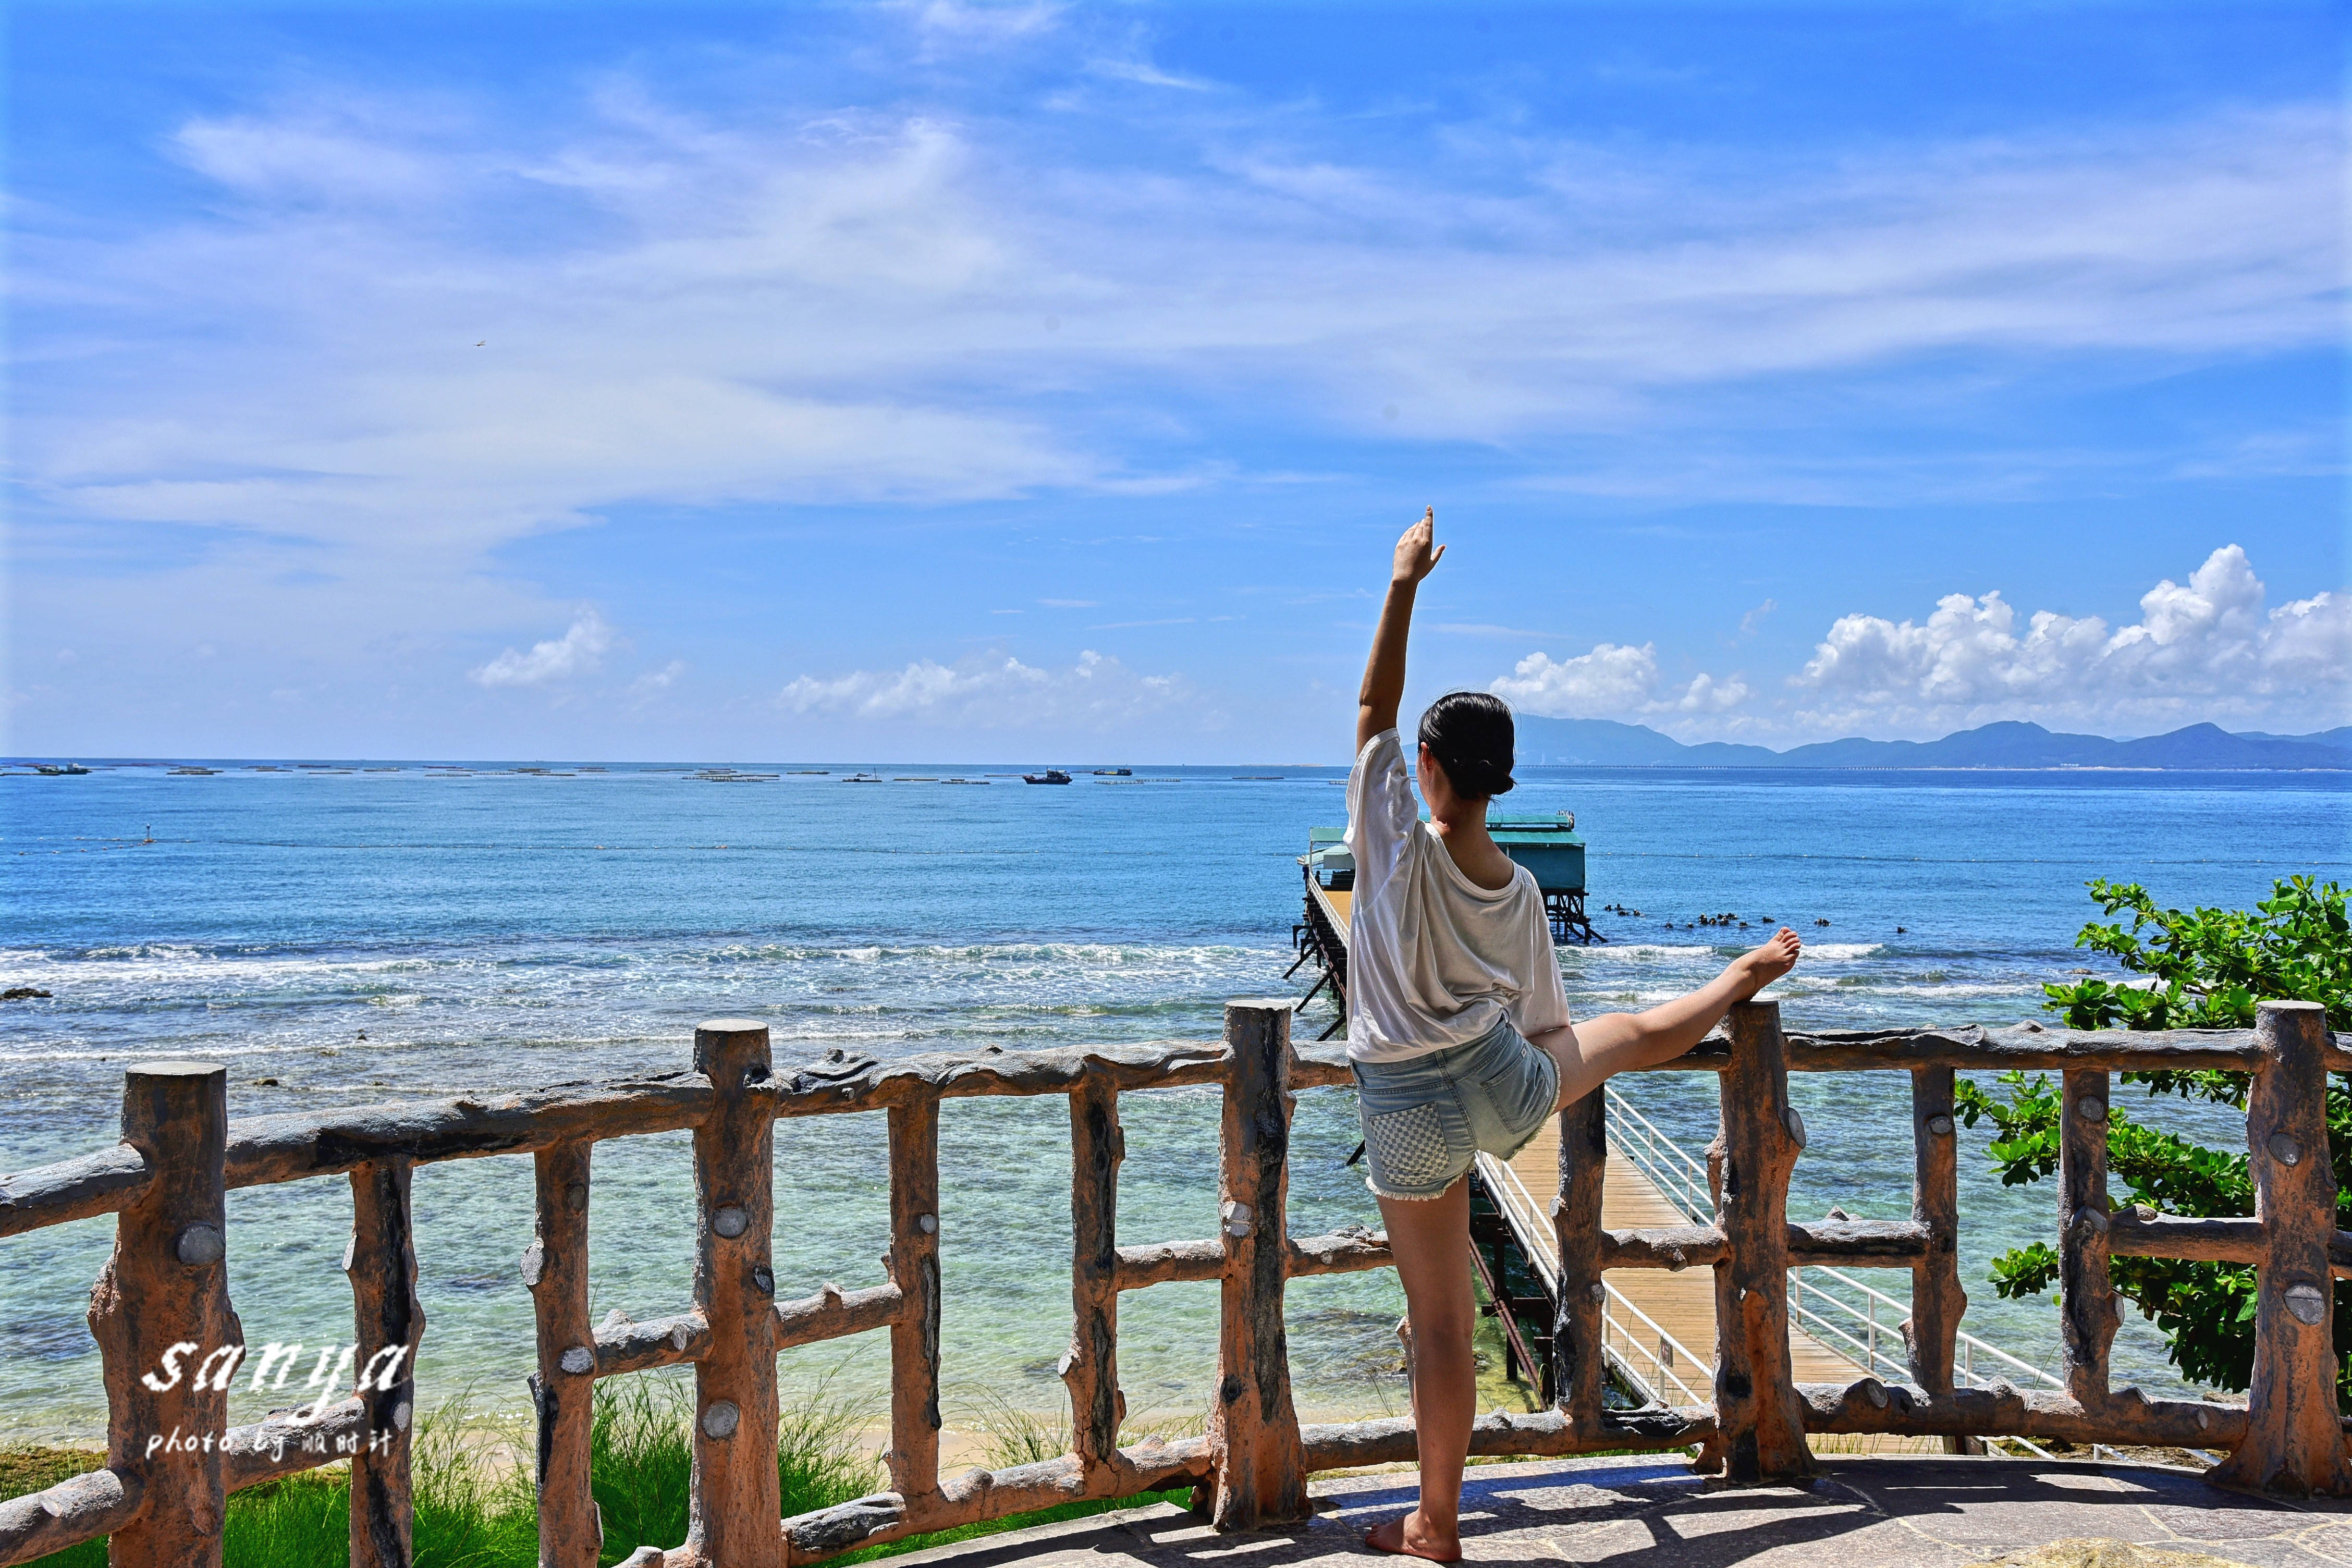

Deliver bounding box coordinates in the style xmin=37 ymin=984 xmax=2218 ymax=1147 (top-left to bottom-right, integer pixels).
xmin=1363 ymin=1174 xmax=1461 ymax=1202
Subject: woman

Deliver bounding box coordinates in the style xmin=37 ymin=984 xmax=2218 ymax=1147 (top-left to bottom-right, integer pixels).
xmin=1349 ymin=509 xmax=1801 ymax=1562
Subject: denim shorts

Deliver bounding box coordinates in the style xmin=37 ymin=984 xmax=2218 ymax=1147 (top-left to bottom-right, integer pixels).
xmin=1350 ymin=1014 xmax=1561 ymax=1200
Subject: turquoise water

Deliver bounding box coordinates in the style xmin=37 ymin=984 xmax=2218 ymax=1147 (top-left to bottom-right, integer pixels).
xmin=4 ymin=761 xmax=2346 ymax=1443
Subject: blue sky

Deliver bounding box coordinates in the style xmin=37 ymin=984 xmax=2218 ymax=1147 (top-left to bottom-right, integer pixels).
xmin=6 ymin=1 xmax=2345 ymax=761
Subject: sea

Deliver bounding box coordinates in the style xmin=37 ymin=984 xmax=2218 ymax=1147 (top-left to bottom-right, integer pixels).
xmin=3 ymin=760 xmax=2346 ymax=1448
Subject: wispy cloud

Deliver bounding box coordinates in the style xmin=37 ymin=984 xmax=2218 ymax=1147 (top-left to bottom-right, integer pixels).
xmin=17 ymin=81 xmax=2336 ymax=578
xmin=777 ymin=649 xmax=1198 ymax=729
xmin=471 ymin=611 xmax=615 ymax=688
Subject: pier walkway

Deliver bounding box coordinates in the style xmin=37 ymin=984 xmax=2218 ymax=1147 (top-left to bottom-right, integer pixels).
xmin=1296 ymin=872 xmax=2069 ymax=1439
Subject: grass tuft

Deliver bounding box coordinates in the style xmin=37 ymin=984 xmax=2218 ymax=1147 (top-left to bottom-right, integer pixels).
xmin=7 ymin=1382 xmax=1190 ymax=1568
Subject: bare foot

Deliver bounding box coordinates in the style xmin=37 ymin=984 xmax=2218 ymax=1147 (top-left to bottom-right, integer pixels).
xmin=1729 ymin=928 xmax=1801 ymax=999
xmin=1365 ymin=1512 xmax=1463 ymax=1562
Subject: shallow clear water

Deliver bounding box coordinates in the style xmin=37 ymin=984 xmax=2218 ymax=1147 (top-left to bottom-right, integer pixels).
xmin=3 ymin=761 xmax=2345 ymax=1443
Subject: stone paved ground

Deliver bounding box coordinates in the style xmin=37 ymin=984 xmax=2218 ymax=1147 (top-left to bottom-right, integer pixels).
xmin=889 ymin=1456 xmax=2352 ymax=1567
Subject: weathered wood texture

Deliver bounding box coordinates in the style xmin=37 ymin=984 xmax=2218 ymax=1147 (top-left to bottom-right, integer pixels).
xmin=1799 ymin=1379 xmax=2247 ymax=1449
xmin=2211 ymin=1001 xmax=2352 ymax=1497
xmin=684 ymin=1021 xmax=782 ymax=1568
xmin=1552 ymin=1089 xmax=1608 ymax=1430
xmin=1206 ymin=1002 xmax=1307 ymax=1530
xmin=90 ymin=1061 xmax=241 ymax=1568
xmin=9 ymin=1028 xmax=2300 ymax=1239
xmin=884 ymin=1096 xmax=942 ymax=1507
xmin=0 ymin=1467 xmax=143 ymax=1565
xmin=1063 ymin=1077 xmax=1132 ymax=1488
xmin=2059 ymin=1068 xmax=2118 ymax=1407
xmin=2106 ymin=1210 xmax=2352 ymax=1273
xmin=1112 ymin=1229 xmax=1390 ymax=1290
xmin=1906 ymin=1068 xmax=1965 ymax=1399
xmin=1596 ymin=1219 xmax=1928 ymax=1271
xmin=18 ymin=1012 xmax=2352 ymax=1568
xmin=529 ymin=1140 xmax=598 ymax=1568
xmin=350 ymin=1158 xmax=425 ymax=1568
xmin=1711 ymin=1003 xmax=1812 ymax=1483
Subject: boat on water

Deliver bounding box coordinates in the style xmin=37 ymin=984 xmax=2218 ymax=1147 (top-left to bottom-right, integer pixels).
xmin=841 ymin=773 xmax=884 ymax=783
xmin=33 ymin=763 xmax=91 ymax=776
xmin=1022 ymin=769 xmax=1074 ymax=785
xmin=1092 ymin=767 xmax=1132 ymax=776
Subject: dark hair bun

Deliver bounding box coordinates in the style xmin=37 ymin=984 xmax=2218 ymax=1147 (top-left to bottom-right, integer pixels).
xmin=1416 ymin=691 xmax=1515 ymax=800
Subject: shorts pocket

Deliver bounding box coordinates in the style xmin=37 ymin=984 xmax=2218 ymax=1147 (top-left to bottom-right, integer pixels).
xmin=1481 ymin=1040 xmax=1559 ymax=1139
xmin=1366 ymin=1102 xmax=1454 ymax=1190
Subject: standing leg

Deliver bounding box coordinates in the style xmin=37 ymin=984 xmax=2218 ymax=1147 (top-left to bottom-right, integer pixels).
xmin=1365 ymin=1178 xmax=1473 ymax=1563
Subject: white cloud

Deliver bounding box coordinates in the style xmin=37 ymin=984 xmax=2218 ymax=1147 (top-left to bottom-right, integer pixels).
xmin=1491 ymin=643 xmax=1665 ymax=714
xmin=777 ymin=649 xmax=1196 ymax=729
xmin=471 ymin=612 xmax=614 ymax=688
xmin=627 ymin=659 xmax=685 ymax=695
xmin=14 ymin=86 xmax=2338 ymax=574
xmin=1672 ymin=672 xmax=1751 ymax=712
xmin=1086 ymin=57 xmax=1215 ymax=92
xmin=1738 ymin=599 xmax=1777 ymax=636
xmin=1792 ymin=544 xmax=2348 ymax=734
xmin=1494 ymin=546 xmax=2348 ymax=739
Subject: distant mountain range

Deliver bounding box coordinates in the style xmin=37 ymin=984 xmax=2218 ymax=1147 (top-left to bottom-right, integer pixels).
xmin=1511 ymin=718 xmax=2352 ymax=770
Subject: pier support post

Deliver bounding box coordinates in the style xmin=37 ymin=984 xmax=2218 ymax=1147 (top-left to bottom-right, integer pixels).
xmin=885 ymin=1095 xmax=942 ymax=1507
xmin=90 ymin=1061 xmax=240 ymax=1567
xmin=1712 ymin=1003 xmax=1811 ymax=1483
xmin=2212 ymin=1000 xmax=2352 ymax=1496
xmin=2058 ymin=1067 xmax=2117 ymax=1410
xmin=350 ymin=1157 xmax=425 ymax=1568
xmin=1208 ymin=1001 xmax=1307 ymax=1530
xmin=687 ymin=1020 xmax=782 ymax=1568
xmin=1905 ymin=1068 xmax=1974 ymax=1454
xmin=1064 ymin=1076 xmax=1132 ymax=1489
xmin=528 ymin=1140 xmax=597 ymax=1567
xmin=1551 ymin=1088 xmax=1608 ymax=1434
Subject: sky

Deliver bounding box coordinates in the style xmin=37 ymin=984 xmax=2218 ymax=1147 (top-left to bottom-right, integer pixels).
xmin=5 ymin=1 xmax=2346 ymax=762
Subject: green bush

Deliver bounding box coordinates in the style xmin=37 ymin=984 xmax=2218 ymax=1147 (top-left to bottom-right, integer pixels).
xmin=1957 ymin=875 xmax=2352 ymax=1394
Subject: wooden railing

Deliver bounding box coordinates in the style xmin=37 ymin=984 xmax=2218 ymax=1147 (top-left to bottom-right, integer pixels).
xmin=2 ymin=998 xmax=2346 ymax=1566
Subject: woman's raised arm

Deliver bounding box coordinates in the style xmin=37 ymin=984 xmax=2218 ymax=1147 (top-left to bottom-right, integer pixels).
xmin=1357 ymin=508 xmax=1445 ymax=754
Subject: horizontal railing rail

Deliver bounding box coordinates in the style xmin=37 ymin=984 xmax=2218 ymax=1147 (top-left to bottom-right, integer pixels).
xmin=2 ymin=1003 xmax=2343 ymax=1568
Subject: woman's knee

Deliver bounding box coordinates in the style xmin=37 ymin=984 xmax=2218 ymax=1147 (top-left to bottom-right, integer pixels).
xmin=1408 ymin=1303 xmax=1478 ymax=1349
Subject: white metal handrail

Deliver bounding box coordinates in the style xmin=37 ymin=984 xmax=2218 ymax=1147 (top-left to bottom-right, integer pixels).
xmin=1604 ymin=1086 xmax=1712 ymax=1221
xmin=1792 ymin=1262 xmax=2065 ymax=1393
xmin=1473 ymin=1153 xmax=1710 ymax=1408
xmin=1602 ymin=1280 xmax=1710 ymax=1407
xmin=1473 ymin=1088 xmax=2075 ymax=1455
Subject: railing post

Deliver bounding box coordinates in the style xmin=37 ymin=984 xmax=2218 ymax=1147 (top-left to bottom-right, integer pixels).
xmin=1551 ymin=1089 xmax=1607 ymax=1432
xmin=90 ymin=1061 xmax=239 ymax=1566
xmin=1208 ymin=1000 xmax=1307 ymax=1529
xmin=350 ymin=1157 xmax=425 ymax=1568
xmin=2212 ymin=1000 xmax=2352 ymax=1496
xmin=2057 ymin=1067 xmax=2117 ymax=1408
xmin=884 ymin=1095 xmax=942 ymax=1508
xmin=1064 ymin=1075 xmax=1133 ymax=1489
xmin=687 ymin=1020 xmax=782 ymax=1568
xmin=1906 ymin=1067 xmax=1975 ymax=1454
xmin=1712 ymin=1002 xmax=1811 ymax=1482
xmin=527 ymin=1140 xmax=597 ymax=1566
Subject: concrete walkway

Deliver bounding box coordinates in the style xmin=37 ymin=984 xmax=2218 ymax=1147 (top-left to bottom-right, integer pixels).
xmin=890 ymin=1456 xmax=2352 ymax=1567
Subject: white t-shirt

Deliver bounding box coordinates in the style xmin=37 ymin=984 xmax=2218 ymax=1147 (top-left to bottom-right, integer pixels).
xmin=1342 ymin=728 xmax=1572 ymax=1063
